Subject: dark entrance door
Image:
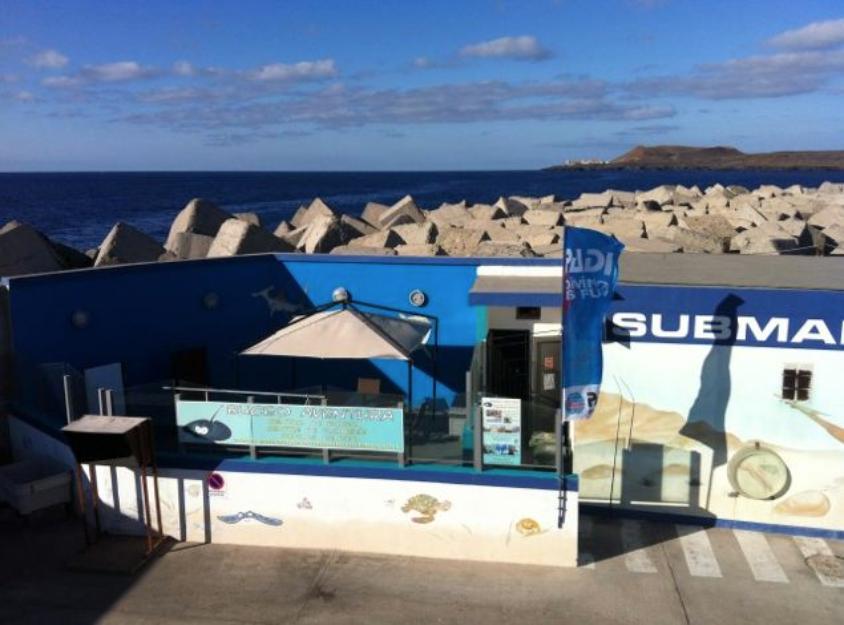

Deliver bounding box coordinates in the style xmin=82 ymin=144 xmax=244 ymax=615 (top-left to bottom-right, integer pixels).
xmin=485 ymin=330 xmax=530 ymax=400
xmin=171 ymin=347 xmax=208 ymax=386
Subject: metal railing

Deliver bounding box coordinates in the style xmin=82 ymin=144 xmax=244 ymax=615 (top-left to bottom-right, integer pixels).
xmin=162 ymin=385 xmax=326 ymax=403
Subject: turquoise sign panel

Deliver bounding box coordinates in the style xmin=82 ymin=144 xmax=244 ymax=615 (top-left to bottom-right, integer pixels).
xmin=176 ymin=400 xmax=404 ymax=453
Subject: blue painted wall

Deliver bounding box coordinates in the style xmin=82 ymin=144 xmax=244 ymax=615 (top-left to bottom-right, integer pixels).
xmin=7 ymin=255 xmax=304 ymax=419
xmin=265 ymin=255 xmax=482 ymax=409
xmin=6 ymin=254 xmax=527 ymax=427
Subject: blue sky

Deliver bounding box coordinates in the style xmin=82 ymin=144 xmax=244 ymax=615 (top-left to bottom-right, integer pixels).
xmin=1 ymin=0 xmax=843 ymax=171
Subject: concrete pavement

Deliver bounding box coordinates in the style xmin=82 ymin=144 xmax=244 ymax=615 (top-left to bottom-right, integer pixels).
xmin=1 ymin=507 xmax=841 ymax=625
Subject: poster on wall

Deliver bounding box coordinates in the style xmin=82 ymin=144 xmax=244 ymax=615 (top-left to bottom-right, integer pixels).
xmin=481 ymin=397 xmax=522 ymax=466
xmin=176 ymin=400 xmax=404 ymax=453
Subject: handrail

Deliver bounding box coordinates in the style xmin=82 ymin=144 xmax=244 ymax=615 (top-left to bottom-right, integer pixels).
xmin=162 ymin=385 xmax=326 ymax=400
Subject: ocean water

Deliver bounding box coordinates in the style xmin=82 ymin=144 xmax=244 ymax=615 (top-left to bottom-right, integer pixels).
xmin=1 ymin=169 xmax=842 ymax=250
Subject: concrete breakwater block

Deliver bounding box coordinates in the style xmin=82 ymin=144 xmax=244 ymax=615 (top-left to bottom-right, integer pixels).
xmin=94 ymin=222 xmax=166 ymax=267
xmin=297 ymin=215 xmax=362 ymax=254
xmin=0 ymin=220 xmax=69 ymax=277
xmin=291 ymin=198 xmax=336 ymax=229
xmin=165 ymin=198 xmax=231 ymax=258
xmin=7 ymin=181 xmax=844 ymax=278
xmin=207 ymin=219 xmax=295 ymax=257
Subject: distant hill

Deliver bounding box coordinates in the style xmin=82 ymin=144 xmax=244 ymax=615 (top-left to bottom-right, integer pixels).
xmin=548 ymin=145 xmax=844 ymax=170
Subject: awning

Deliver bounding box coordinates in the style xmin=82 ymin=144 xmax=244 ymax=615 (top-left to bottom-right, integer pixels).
xmin=468 ymin=275 xmax=562 ymax=307
xmin=241 ymin=307 xmax=430 ymax=361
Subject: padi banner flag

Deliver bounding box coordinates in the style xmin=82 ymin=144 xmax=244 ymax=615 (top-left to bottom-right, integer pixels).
xmin=562 ymin=227 xmax=624 ymax=420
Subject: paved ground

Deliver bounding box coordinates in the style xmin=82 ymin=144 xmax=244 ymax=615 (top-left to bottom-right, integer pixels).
xmin=1 ymin=507 xmax=842 ymax=625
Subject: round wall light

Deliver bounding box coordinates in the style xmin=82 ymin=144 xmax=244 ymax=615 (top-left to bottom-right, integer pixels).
xmin=408 ymin=289 xmax=427 ymax=307
xmin=332 ymin=287 xmax=350 ymax=303
xmin=71 ymin=310 xmax=89 ymax=329
xmin=203 ymin=292 xmax=220 ymax=310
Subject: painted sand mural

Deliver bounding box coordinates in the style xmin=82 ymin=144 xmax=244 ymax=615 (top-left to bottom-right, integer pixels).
xmin=574 ymin=390 xmax=844 ymax=531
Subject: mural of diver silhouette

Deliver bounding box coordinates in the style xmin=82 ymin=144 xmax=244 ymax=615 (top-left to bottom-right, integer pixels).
xmin=217 ymin=511 xmax=283 ymax=526
xmin=182 ymin=404 xmax=232 ymax=442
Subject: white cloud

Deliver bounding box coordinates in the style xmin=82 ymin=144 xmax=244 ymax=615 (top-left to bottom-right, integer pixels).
xmin=0 ymin=74 xmax=17 ymax=83
xmin=42 ymin=61 xmax=158 ymax=88
xmin=413 ymin=57 xmax=432 ymax=69
xmin=13 ymin=90 xmax=34 ymax=101
xmin=120 ymin=78 xmax=674 ymax=137
xmin=460 ymin=35 xmax=552 ymax=61
xmin=768 ymin=18 xmax=844 ymax=50
xmin=249 ymin=59 xmax=337 ymax=82
xmin=172 ymin=60 xmax=196 ymax=76
xmin=29 ymin=49 xmax=69 ymax=69
xmin=85 ymin=61 xmax=155 ymax=82
xmin=628 ymin=50 xmax=844 ymax=99
xmin=42 ymin=75 xmax=82 ymax=88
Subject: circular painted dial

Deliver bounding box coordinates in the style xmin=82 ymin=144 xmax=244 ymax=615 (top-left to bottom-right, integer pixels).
xmin=728 ymin=445 xmax=790 ymax=500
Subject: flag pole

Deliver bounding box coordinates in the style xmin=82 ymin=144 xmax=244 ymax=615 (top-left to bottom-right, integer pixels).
xmin=556 ymin=227 xmax=567 ymax=479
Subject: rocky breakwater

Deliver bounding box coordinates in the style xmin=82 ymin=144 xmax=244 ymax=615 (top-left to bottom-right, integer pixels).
xmin=2 ymin=182 xmax=844 ymax=278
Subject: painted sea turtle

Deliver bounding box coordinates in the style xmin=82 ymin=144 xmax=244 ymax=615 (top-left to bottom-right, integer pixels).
xmin=401 ymin=494 xmax=451 ymax=524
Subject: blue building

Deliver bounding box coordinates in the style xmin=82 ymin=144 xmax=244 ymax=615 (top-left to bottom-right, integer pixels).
xmin=1 ymin=252 xmax=842 ymax=567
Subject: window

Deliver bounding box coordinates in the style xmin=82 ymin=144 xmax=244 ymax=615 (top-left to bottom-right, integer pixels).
xmin=782 ymin=367 xmax=812 ymax=401
xmin=516 ymin=307 xmax=541 ymax=320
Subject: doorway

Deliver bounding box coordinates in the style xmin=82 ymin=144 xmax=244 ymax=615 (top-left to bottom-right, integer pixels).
xmin=486 ymin=330 xmax=530 ymax=400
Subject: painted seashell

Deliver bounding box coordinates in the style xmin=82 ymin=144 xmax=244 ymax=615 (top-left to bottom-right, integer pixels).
xmin=515 ymin=517 xmax=542 ymax=536
xmin=773 ymin=491 xmax=831 ymax=517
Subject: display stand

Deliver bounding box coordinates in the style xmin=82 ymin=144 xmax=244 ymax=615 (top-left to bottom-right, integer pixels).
xmin=62 ymin=415 xmax=167 ymax=565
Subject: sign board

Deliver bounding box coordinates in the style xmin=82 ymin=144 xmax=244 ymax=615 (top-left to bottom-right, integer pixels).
xmin=481 ymin=397 xmax=522 ymax=466
xmin=176 ymin=400 xmax=404 ymax=453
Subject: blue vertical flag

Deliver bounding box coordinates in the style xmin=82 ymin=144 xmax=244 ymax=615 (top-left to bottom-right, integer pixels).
xmin=562 ymin=227 xmax=624 ymax=420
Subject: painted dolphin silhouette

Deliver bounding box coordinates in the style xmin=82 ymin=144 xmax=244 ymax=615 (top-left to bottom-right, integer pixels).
xmin=252 ymin=286 xmax=302 ymax=315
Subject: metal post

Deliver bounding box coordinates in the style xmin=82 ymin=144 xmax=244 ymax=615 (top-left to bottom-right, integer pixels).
xmin=175 ymin=393 xmax=185 ymax=454
xmin=555 ymin=407 xmax=563 ymax=475
xmin=473 ymin=395 xmax=483 ymax=472
xmin=139 ymin=463 xmax=154 ymax=555
xmin=432 ymin=319 xmax=438 ymax=437
xmin=557 ymin=280 xmax=566 ymax=479
xmin=75 ymin=464 xmax=91 ymax=544
xmin=63 ymin=374 xmax=75 ymax=424
xmin=151 ymin=463 xmax=164 ymax=540
xmin=97 ymin=387 xmax=106 ymax=415
xmin=407 ymin=359 xmax=413 ymax=465
xmin=321 ymin=397 xmax=331 ymax=464
xmin=248 ymin=395 xmax=257 ymax=459
xmin=90 ymin=464 xmax=101 ymax=536
xmin=397 ymin=400 xmax=406 ymax=467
